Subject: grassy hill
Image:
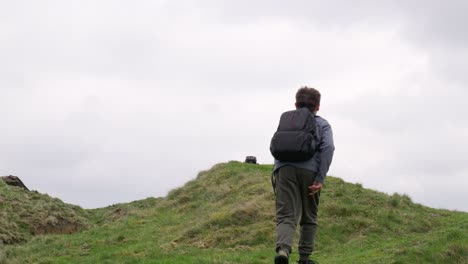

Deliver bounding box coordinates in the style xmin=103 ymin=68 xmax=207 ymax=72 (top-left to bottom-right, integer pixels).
xmin=0 ymin=179 xmax=89 ymax=246
xmin=0 ymin=162 xmax=467 ymax=263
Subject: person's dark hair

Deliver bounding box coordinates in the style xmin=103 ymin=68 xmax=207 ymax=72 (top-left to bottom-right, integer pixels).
xmin=295 ymin=86 xmax=321 ymax=111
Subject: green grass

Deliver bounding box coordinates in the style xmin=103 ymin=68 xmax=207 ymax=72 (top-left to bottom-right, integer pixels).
xmin=0 ymin=180 xmax=89 ymax=245
xmin=1 ymin=162 xmax=467 ymax=263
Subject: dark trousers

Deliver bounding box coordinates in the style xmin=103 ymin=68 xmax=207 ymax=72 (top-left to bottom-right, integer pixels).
xmin=275 ymin=166 xmax=320 ymax=256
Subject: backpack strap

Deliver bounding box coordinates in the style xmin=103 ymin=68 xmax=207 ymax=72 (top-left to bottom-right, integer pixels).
xmin=271 ymin=169 xmax=277 ymax=196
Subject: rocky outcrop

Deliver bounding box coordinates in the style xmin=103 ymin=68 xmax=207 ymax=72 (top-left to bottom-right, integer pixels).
xmin=244 ymin=156 xmax=257 ymax=164
xmin=1 ymin=175 xmax=29 ymax=191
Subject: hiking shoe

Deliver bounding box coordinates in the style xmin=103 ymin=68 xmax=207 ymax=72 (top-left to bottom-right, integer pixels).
xmin=274 ymin=249 xmax=289 ymax=264
xmin=297 ymin=260 xmax=319 ymax=264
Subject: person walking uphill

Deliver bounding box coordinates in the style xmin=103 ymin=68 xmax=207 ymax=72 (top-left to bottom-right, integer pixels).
xmin=270 ymin=87 xmax=335 ymax=264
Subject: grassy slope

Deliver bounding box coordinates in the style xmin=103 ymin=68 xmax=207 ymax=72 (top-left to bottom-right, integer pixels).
xmin=0 ymin=180 xmax=89 ymax=246
xmin=1 ymin=162 xmax=467 ymax=263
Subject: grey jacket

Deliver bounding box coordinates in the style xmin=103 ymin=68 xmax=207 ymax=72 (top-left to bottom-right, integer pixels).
xmin=273 ymin=115 xmax=335 ymax=183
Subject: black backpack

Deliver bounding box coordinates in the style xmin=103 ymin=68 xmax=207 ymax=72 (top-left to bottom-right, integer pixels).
xmin=270 ymin=107 xmax=317 ymax=162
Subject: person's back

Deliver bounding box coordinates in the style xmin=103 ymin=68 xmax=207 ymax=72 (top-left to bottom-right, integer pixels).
xmin=272 ymin=87 xmax=335 ymax=264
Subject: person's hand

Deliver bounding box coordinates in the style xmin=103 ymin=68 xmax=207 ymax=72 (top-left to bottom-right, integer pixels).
xmin=308 ymin=181 xmax=322 ymax=195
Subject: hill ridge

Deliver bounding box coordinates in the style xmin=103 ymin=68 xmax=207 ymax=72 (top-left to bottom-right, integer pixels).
xmin=1 ymin=161 xmax=467 ymax=263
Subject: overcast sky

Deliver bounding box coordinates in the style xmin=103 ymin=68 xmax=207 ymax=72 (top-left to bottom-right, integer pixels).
xmin=1 ymin=0 xmax=467 ymax=210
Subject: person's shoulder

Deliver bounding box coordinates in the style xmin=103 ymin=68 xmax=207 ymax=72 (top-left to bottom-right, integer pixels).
xmin=314 ymin=115 xmax=331 ymax=126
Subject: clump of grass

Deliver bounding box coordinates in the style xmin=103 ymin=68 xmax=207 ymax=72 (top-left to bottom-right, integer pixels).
xmin=389 ymin=192 xmax=413 ymax=208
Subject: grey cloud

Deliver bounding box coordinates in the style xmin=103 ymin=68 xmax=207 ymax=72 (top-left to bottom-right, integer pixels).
xmin=191 ymin=0 xmax=467 ymax=44
xmin=189 ymin=0 xmax=468 ymax=87
xmin=332 ymin=83 xmax=468 ymax=173
xmin=396 ymin=1 xmax=468 ymax=49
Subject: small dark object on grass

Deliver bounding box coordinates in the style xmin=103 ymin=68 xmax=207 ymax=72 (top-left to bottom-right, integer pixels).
xmin=245 ymin=156 xmax=257 ymax=164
